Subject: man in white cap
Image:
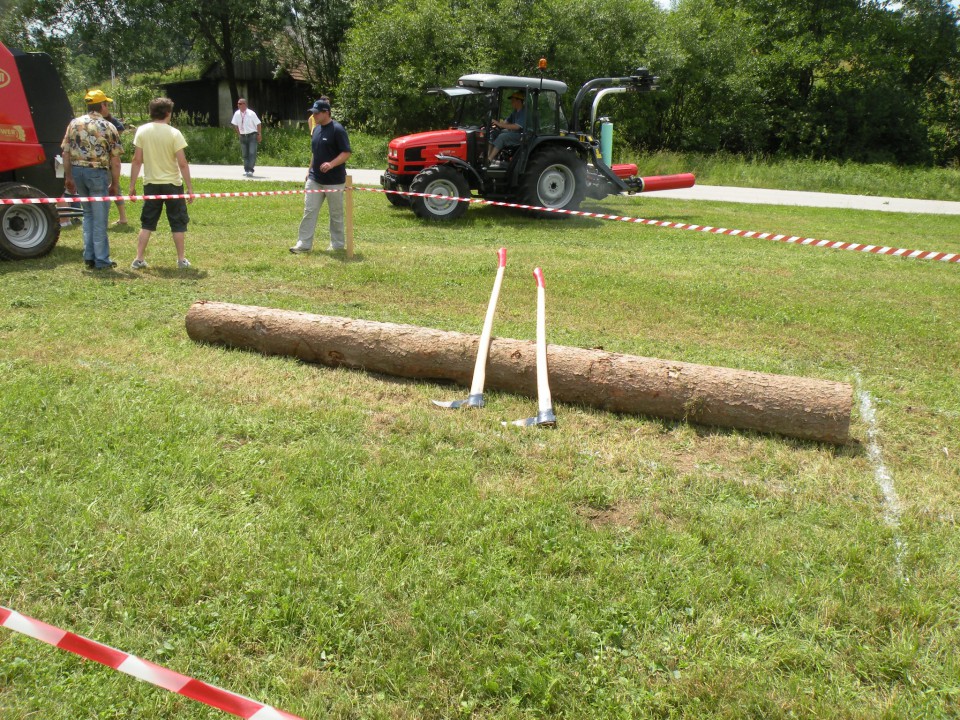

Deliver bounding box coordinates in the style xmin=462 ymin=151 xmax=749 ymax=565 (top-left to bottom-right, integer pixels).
xmin=60 ymin=89 xmax=122 ymax=269
xmin=290 ymin=97 xmax=352 ymax=253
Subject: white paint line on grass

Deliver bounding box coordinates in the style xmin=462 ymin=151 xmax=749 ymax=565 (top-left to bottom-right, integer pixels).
xmin=855 ymin=373 xmax=907 ymax=581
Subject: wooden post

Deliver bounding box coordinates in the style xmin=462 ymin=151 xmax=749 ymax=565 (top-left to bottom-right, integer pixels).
xmin=345 ymin=174 xmax=354 ymax=258
xmin=185 ymin=301 xmax=853 ymax=444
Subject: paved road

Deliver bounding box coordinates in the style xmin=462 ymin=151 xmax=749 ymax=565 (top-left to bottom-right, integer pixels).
xmin=123 ymin=163 xmax=960 ymax=216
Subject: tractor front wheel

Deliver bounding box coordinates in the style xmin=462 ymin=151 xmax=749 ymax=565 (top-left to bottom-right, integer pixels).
xmin=0 ymin=183 xmax=61 ymax=260
xmin=383 ymin=176 xmax=411 ymax=207
xmin=410 ymin=166 xmax=470 ymax=221
xmin=521 ymin=149 xmax=587 ymax=218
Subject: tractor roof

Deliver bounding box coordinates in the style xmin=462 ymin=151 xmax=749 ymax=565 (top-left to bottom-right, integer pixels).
xmin=456 ymin=74 xmax=568 ymax=94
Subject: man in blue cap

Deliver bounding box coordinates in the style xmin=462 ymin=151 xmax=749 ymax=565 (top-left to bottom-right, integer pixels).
xmin=290 ymin=97 xmax=352 ymax=253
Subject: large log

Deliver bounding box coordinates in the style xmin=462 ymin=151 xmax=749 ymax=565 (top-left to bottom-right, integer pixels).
xmin=186 ymin=301 xmax=852 ymax=444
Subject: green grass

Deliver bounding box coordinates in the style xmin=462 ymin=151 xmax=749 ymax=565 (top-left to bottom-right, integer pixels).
xmin=1 ymin=182 xmax=959 ymax=719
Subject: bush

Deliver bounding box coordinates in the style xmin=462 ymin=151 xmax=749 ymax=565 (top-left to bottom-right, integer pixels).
xmin=119 ymin=124 xmax=388 ymax=170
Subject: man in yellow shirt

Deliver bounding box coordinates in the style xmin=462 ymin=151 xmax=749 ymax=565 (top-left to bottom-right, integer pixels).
xmin=128 ymin=97 xmax=195 ymax=269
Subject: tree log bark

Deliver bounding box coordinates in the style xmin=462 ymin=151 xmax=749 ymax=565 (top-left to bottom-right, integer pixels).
xmin=186 ymin=301 xmax=852 ymax=444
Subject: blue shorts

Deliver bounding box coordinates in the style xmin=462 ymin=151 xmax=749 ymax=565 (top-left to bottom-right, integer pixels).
xmin=141 ymin=183 xmax=189 ymax=233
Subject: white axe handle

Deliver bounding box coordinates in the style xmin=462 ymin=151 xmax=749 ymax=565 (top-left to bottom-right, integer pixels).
xmin=469 ymin=247 xmax=507 ymax=397
xmin=533 ymin=267 xmax=553 ymax=413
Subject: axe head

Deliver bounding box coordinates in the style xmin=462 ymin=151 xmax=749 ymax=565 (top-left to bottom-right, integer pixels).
xmin=432 ymin=393 xmax=485 ymax=409
xmin=506 ymin=408 xmax=557 ymax=428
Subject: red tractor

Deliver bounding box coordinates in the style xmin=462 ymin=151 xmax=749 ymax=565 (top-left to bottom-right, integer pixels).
xmin=380 ymin=67 xmax=694 ymax=220
xmin=0 ymin=42 xmax=75 ymax=259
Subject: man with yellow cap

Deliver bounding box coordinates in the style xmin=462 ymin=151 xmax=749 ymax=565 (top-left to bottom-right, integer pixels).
xmin=60 ymin=89 xmax=123 ymax=269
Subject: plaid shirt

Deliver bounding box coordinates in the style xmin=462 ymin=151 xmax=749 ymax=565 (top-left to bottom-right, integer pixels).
xmin=60 ymin=112 xmax=122 ymax=169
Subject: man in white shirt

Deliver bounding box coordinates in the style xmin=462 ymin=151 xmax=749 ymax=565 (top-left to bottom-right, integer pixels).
xmin=230 ymin=98 xmax=262 ymax=177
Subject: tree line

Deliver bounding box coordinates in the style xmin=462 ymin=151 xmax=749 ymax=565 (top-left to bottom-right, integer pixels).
xmin=3 ymin=0 xmax=958 ymax=165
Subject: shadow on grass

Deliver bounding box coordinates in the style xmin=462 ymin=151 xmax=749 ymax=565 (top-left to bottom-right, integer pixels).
xmin=81 ymin=266 xmax=210 ymax=281
xmin=325 ymin=250 xmax=366 ymax=264
xmin=0 ymin=242 xmax=85 ymax=274
xmin=679 ymin=418 xmax=864 ymax=456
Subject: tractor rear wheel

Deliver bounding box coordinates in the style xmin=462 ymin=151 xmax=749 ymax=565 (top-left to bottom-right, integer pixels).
xmin=410 ymin=165 xmax=470 ymax=221
xmin=0 ymin=183 xmax=61 ymax=260
xmin=521 ymin=149 xmax=587 ymax=218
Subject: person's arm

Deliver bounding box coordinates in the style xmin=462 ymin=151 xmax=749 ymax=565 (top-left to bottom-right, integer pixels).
xmin=61 ymin=128 xmax=76 ymax=194
xmin=256 ymin=122 xmax=262 ymax=142
xmin=176 ymin=149 xmax=194 ymax=204
xmin=231 ymin=112 xmax=240 ymax=136
xmin=62 ymin=153 xmax=75 ymax=194
xmin=128 ymin=146 xmax=143 ymax=201
xmin=319 ymin=151 xmax=351 ymax=175
xmin=109 ymin=154 xmax=121 ymax=196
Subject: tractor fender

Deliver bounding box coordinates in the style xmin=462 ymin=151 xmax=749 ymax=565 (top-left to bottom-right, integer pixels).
xmin=434 ymin=154 xmax=483 ymax=189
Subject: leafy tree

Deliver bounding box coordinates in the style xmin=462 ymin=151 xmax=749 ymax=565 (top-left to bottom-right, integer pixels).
xmin=647 ymin=0 xmax=766 ymax=152
xmin=338 ymin=0 xmax=663 ymax=135
xmin=272 ymin=0 xmax=355 ymax=95
xmin=0 ymin=0 xmax=71 ymax=70
xmin=148 ymin=0 xmax=286 ymax=104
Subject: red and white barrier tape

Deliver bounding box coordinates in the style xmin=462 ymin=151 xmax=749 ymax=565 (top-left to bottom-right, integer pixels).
xmin=0 ymin=605 xmax=305 ymax=720
xmin=365 ymin=188 xmax=960 ymax=263
xmin=5 ymin=184 xmax=955 ymax=264
xmin=0 ymin=188 xmax=341 ymax=204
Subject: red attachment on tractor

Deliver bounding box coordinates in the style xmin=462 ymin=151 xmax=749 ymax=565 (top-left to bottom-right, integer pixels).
xmin=0 ymin=43 xmax=46 ymax=174
xmin=637 ymin=173 xmax=697 ymax=192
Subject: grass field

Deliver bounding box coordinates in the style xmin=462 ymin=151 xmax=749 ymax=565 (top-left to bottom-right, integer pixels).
xmin=1 ymin=181 xmax=959 ymax=719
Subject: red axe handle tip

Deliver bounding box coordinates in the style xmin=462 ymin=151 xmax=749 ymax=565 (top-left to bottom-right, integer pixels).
xmin=533 ymin=267 xmax=545 ymax=288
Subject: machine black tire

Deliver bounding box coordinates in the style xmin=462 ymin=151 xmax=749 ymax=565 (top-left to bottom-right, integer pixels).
xmin=0 ymin=183 xmax=61 ymax=260
xmin=383 ymin=177 xmax=412 ymax=207
xmin=410 ymin=165 xmax=470 ymax=221
xmin=386 ymin=188 xmax=412 ymax=207
xmin=521 ymin=148 xmax=587 ymax=218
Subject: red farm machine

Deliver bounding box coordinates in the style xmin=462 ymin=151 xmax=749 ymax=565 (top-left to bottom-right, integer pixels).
xmin=381 ymin=66 xmax=695 ymax=220
xmin=0 ymin=41 xmax=75 ymax=259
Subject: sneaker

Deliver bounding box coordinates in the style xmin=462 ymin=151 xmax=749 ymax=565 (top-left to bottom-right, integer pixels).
xmin=289 ymin=244 xmax=311 ymax=254
xmin=177 ymin=258 xmax=191 ymax=269
xmin=131 ymin=258 xmax=148 ymax=270
xmin=327 ymin=244 xmax=345 ymax=252
xmin=84 ymin=259 xmax=95 ymax=269
xmin=94 ymin=261 xmax=118 ymax=270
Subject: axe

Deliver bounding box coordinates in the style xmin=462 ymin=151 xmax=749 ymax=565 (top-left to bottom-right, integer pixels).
xmin=432 ymin=246 xmax=507 ymax=409
xmin=508 ymin=267 xmax=556 ymax=428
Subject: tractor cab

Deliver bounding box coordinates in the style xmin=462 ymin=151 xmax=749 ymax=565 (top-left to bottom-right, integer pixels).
xmin=451 ymin=74 xmax=569 ymax=171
